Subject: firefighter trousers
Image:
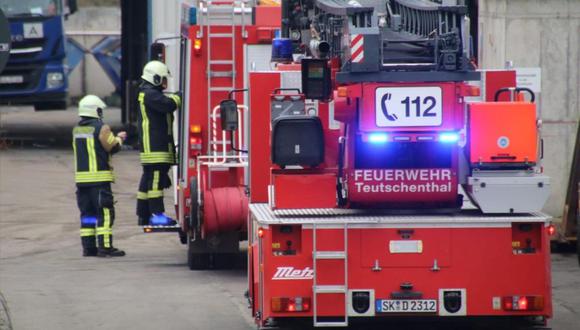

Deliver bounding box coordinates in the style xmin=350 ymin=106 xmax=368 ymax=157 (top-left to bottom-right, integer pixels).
xmin=137 ymin=164 xmax=171 ymax=221
xmin=76 ymin=183 xmax=116 ymax=251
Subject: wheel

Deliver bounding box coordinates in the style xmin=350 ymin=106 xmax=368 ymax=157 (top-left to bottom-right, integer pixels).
xmin=212 ymin=253 xmax=237 ymax=269
xmin=34 ymin=101 xmax=67 ymax=110
xmin=189 ymin=177 xmax=199 ymax=232
xmin=188 ymin=239 xmax=210 ymax=270
xmin=577 ymin=215 xmax=579 ymax=266
xmin=178 ymin=230 xmax=187 ymax=245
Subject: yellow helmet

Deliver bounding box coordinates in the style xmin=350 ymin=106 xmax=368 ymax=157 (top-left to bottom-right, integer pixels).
xmin=78 ymin=95 xmax=107 ymax=118
xmin=141 ymin=60 xmax=171 ymax=86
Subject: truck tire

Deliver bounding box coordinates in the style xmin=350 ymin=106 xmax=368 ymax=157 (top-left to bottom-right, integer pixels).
xmin=189 ymin=177 xmax=199 ymax=232
xmin=187 ymin=177 xmax=210 ymax=270
xmin=577 ymin=215 xmax=579 ymax=266
xmin=34 ymin=101 xmax=67 ymax=111
xmin=188 ymin=250 xmax=210 ymax=270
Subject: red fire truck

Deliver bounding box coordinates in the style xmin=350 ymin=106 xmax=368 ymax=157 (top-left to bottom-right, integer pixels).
xmin=155 ymin=0 xmax=281 ymax=269
xmin=241 ymin=0 xmax=553 ymax=328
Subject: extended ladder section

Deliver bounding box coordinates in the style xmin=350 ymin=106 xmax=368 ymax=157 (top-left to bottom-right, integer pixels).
xmin=197 ymin=0 xmax=250 ymax=155
xmin=312 ymin=223 xmax=349 ymax=327
xmin=194 ymin=0 xmax=250 ymax=207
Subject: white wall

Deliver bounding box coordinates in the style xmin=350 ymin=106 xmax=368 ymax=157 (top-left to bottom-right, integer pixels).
xmin=479 ymin=0 xmax=580 ymax=217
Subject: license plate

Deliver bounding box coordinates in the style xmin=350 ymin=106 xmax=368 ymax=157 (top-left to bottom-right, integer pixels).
xmin=375 ymin=87 xmax=442 ymax=127
xmin=376 ymin=299 xmax=437 ymax=313
xmin=0 ymin=75 xmax=24 ymax=84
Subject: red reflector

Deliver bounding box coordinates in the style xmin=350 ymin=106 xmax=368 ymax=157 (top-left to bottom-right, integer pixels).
xmin=503 ymin=296 xmax=513 ymax=310
xmin=257 ymin=227 xmax=265 ymax=238
xmin=547 ymin=224 xmax=555 ymax=236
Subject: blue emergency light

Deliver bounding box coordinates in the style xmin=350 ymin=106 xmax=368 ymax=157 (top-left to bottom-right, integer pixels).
xmin=271 ymin=38 xmax=293 ymax=63
xmin=368 ymin=133 xmax=389 ymax=144
xmin=439 ymin=132 xmax=460 ymax=143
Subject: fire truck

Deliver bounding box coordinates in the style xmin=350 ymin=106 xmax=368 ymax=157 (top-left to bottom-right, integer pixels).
xmin=170 ymin=0 xmax=552 ymax=328
xmin=244 ymin=0 xmax=552 ymax=328
xmin=147 ymin=0 xmax=281 ymax=270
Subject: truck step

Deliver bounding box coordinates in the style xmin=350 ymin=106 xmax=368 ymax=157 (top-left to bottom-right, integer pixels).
xmin=142 ymin=225 xmax=181 ymax=233
xmin=313 ymin=251 xmax=346 ymax=259
xmin=312 ymin=321 xmax=348 ymax=327
xmin=313 ymin=285 xmax=346 ymax=294
xmin=209 ymin=87 xmax=234 ymax=92
xmin=209 ymin=71 xmax=235 ymax=78
xmin=209 ymin=60 xmax=234 ymax=65
xmin=208 ymin=33 xmax=234 ymax=38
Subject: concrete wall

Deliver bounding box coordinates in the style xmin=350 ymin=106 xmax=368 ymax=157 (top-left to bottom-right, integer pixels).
xmin=479 ymin=0 xmax=580 ymax=217
xmin=64 ymin=6 xmax=121 ymax=99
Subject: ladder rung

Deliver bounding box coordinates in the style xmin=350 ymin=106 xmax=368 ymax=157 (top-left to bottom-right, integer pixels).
xmin=313 ymin=321 xmax=348 ymax=327
xmin=208 ymin=33 xmax=234 ymax=38
xmin=314 ymin=285 xmax=346 ymax=294
xmin=314 ymin=251 xmax=346 ymax=260
xmin=209 ymin=87 xmax=233 ymax=92
xmin=209 ymin=71 xmax=234 ymax=78
xmin=209 ymin=60 xmax=234 ymax=65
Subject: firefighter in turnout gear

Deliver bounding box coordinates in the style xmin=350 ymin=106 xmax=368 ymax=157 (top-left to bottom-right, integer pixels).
xmin=136 ymin=60 xmax=181 ymax=226
xmin=73 ymin=95 xmax=127 ymax=257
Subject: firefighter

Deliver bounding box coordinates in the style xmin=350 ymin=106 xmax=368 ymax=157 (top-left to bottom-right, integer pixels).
xmin=136 ymin=60 xmax=181 ymax=226
xmin=73 ymin=95 xmax=127 ymax=257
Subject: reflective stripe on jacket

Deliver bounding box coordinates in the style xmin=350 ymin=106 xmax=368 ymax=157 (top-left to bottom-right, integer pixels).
xmin=73 ymin=118 xmax=119 ymax=184
xmin=137 ymin=82 xmax=179 ymax=165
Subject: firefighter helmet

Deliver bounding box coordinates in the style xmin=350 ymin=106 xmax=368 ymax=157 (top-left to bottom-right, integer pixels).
xmin=78 ymin=95 xmax=107 ymax=118
xmin=141 ymin=60 xmax=171 ymax=86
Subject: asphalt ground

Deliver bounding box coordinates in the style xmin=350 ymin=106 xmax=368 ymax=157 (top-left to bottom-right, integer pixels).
xmin=0 ymin=107 xmax=579 ymax=330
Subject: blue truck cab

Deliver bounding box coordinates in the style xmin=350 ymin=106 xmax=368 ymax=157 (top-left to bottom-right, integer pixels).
xmin=0 ymin=0 xmax=77 ymax=110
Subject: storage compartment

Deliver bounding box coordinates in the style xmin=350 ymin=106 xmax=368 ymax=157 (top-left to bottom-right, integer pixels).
xmin=271 ymin=172 xmax=336 ymax=209
xmin=468 ymin=102 xmax=538 ymax=167
xmin=465 ymin=173 xmax=550 ymax=213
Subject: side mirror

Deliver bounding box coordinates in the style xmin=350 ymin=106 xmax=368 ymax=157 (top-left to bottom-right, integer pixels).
xmin=220 ymin=99 xmax=238 ymax=132
xmin=150 ymin=42 xmax=165 ymax=62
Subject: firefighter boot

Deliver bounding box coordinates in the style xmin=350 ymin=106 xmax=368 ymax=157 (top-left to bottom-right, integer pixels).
xmin=97 ymin=247 xmax=126 ymax=258
xmin=81 ymin=237 xmax=98 ymax=257
xmin=149 ymin=213 xmax=177 ymax=226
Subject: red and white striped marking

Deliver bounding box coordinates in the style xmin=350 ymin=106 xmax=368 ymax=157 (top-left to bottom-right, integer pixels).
xmin=350 ymin=34 xmax=365 ymax=63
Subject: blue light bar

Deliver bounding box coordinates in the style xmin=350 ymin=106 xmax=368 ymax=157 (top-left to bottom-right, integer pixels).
xmin=368 ymin=133 xmax=389 ymax=143
xmin=439 ymin=132 xmax=460 ymax=143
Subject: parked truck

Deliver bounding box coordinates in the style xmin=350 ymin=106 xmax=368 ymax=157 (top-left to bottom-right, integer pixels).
xmin=149 ymin=0 xmax=554 ymax=327
xmin=244 ymin=1 xmax=553 ymax=328
xmin=0 ymin=0 xmax=77 ymax=110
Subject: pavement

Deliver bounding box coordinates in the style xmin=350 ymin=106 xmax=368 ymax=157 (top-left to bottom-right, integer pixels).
xmin=0 ymin=107 xmax=579 ymax=330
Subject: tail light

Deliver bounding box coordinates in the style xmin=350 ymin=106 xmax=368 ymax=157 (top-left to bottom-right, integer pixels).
xmin=193 ymin=38 xmax=202 ymax=55
xmin=189 ymin=124 xmax=203 ymax=156
xmin=271 ymin=297 xmax=311 ymax=312
xmin=502 ymin=295 xmax=544 ymax=311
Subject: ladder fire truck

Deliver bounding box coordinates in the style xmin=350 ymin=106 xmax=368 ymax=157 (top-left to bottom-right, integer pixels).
xmin=154 ymin=0 xmax=281 ymax=269
xmin=170 ymin=0 xmax=552 ymax=327
xmin=242 ymin=0 xmax=552 ymax=328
